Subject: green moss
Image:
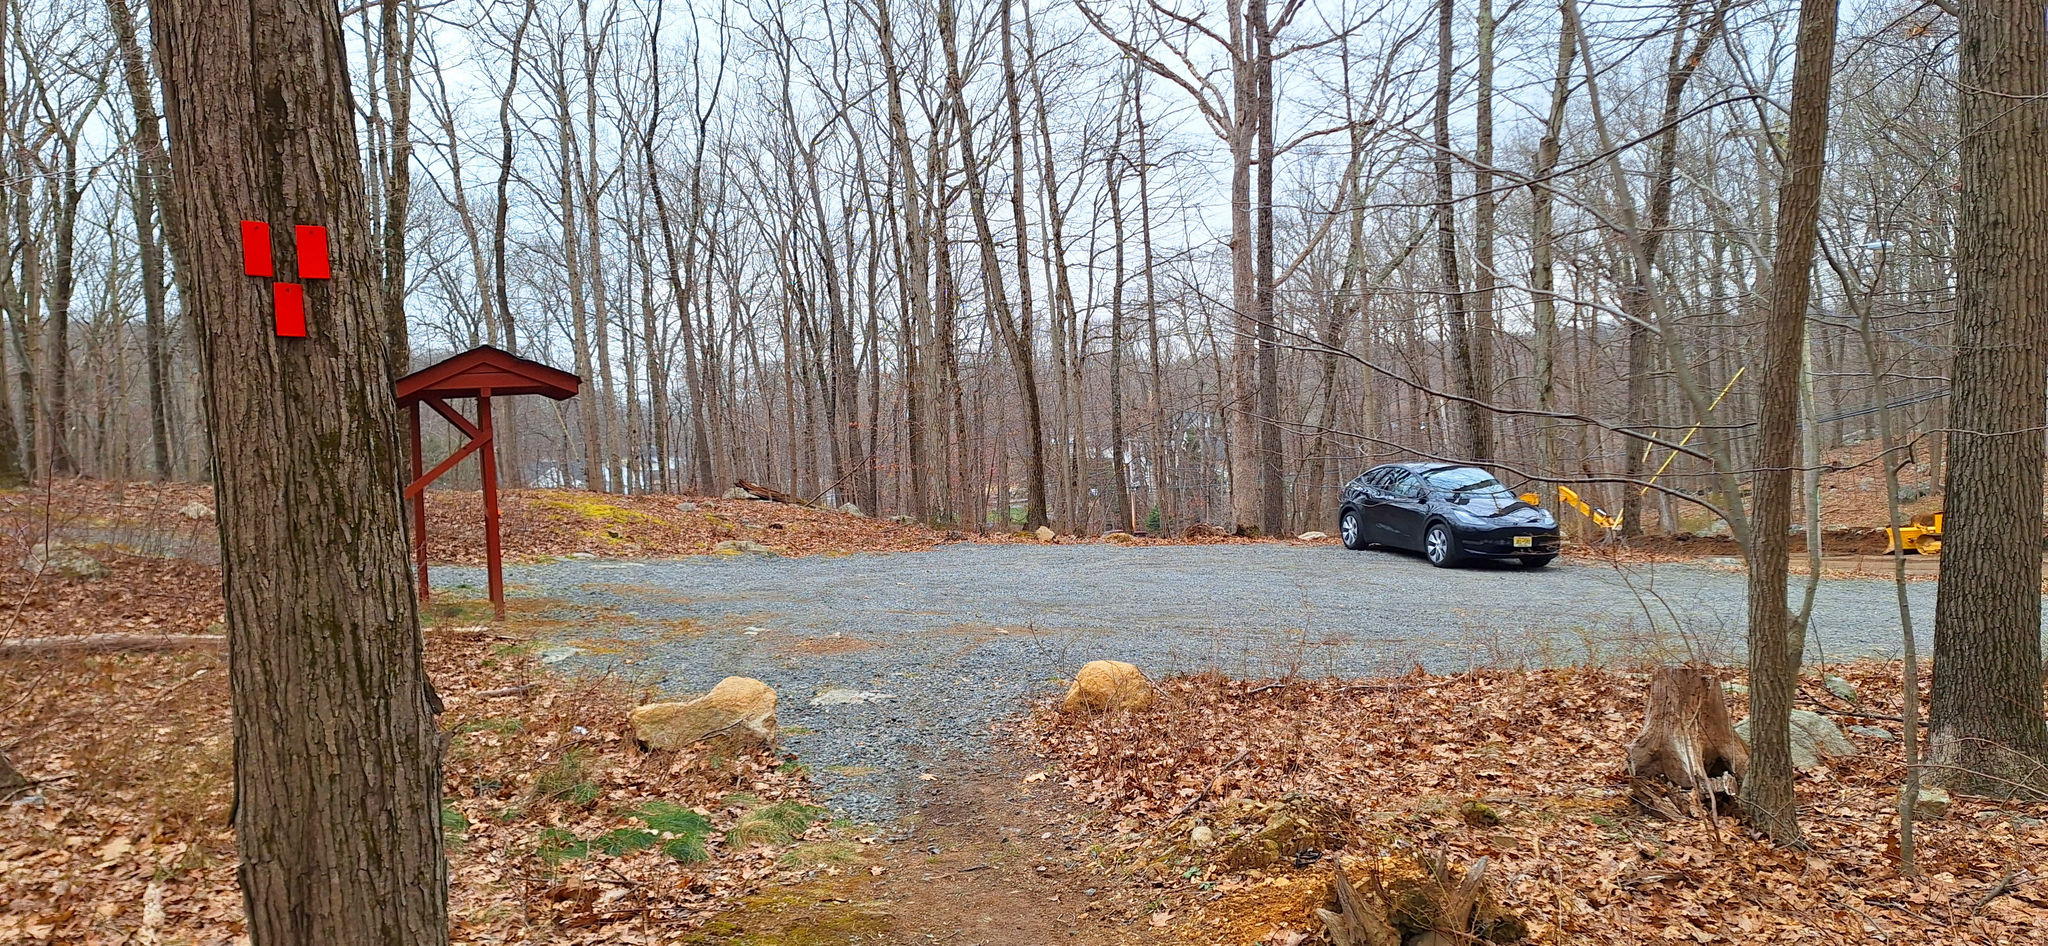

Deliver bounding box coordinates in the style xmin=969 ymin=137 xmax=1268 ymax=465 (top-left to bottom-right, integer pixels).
xmin=538 ymin=496 xmax=666 ymax=525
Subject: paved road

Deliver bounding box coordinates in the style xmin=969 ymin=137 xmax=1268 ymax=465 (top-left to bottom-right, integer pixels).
xmin=435 ymin=544 xmax=1982 ymax=820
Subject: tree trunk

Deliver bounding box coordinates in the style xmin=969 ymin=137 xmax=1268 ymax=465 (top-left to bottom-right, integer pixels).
xmin=999 ymin=0 xmax=1051 ymax=530
xmin=1251 ymin=0 xmax=1284 ymax=536
xmin=151 ymin=0 xmax=447 ymax=940
xmin=107 ymin=0 xmax=176 ymax=480
xmin=380 ymin=0 xmax=415 ymax=369
xmin=1627 ymin=667 xmax=1750 ymax=816
xmin=1530 ymin=7 xmax=1573 ymax=498
xmin=1929 ymin=0 xmax=2048 ymax=798
xmin=490 ymin=0 xmax=534 ymax=487
xmin=1432 ymin=0 xmax=1477 ymax=463
xmin=1469 ymin=0 xmax=1498 ymax=465
xmin=1739 ymin=0 xmax=1838 ymax=845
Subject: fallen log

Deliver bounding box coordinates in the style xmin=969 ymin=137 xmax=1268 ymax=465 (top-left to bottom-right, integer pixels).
xmin=732 ymin=479 xmax=809 ymax=506
xmin=0 ymin=634 xmax=226 ymax=657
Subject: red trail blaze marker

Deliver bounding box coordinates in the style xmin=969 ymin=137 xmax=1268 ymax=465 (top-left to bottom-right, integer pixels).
xmin=273 ymin=283 xmax=307 ymax=337
xmin=242 ymin=220 xmax=326 ymax=337
xmin=240 ymin=221 xmax=273 ymax=276
xmin=295 ymin=225 xmax=331 ymax=279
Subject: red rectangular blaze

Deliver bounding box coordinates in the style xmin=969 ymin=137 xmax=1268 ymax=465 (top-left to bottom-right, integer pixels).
xmin=241 ymin=220 xmax=272 ymax=277
xmin=274 ymin=282 xmax=306 ymax=337
xmin=294 ymin=225 xmax=330 ymax=279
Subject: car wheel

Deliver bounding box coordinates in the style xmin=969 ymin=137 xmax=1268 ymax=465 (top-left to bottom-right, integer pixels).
xmin=1340 ymin=509 xmax=1369 ymax=550
xmin=1520 ymin=554 xmax=1557 ymax=568
xmin=1424 ymin=523 xmax=1461 ymax=568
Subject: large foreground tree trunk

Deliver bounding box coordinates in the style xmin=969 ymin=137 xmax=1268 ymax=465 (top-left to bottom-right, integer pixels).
xmin=1740 ymin=0 xmax=1839 ymax=845
xmin=151 ymin=0 xmax=448 ymax=942
xmin=1929 ymin=0 xmax=2048 ymax=798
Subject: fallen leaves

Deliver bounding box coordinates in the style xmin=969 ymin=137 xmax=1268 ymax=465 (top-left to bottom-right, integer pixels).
xmin=1 ymin=620 xmax=835 ymax=945
xmin=1026 ymin=664 xmax=2048 ymax=945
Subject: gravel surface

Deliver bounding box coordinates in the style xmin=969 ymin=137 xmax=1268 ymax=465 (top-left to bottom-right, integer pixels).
xmin=435 ymin=544 xmax=2012 ymax=822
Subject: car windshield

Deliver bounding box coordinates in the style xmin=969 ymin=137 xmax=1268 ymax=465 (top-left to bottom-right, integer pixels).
xmin=1421 ymin=467 xmax=1514 ymax=500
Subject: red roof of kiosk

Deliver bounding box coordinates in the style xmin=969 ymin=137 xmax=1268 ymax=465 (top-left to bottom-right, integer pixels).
xmin=394 ymin=345 xmax=580 ymax=405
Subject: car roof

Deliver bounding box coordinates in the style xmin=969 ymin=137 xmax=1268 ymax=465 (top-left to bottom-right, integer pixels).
xmin=1370 ymin=461 xmax=1476 ymax=474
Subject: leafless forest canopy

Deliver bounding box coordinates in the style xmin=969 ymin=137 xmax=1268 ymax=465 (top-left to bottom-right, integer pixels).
xmin=4 ymin=0 xmax=1954 ymax=535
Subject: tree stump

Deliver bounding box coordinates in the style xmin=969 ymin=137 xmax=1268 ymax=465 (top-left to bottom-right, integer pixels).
xmin=1 ymin=748 xmax=29 ymax=797
xmin=1626 ymin=667 xmax=1749 ymax=817
xmin=1317 ymin=852 xmax=1527 ymax=945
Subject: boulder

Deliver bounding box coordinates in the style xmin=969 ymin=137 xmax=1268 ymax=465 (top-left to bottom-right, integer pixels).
xmin=713 ymin=539 xmax=774 ymax=555
xmin=1734 ymin=709 xmax=1856 ymax=771
xmin=673 ymin=501 xmax=699 ymax=513
xmin=1848 ymin=725 xmax=1895 ymax=741
xmin=839 ymin=502 xmax=864 ymax=517
xmin=1912 ymin=786 xmax=1951 ymax=820
xmin=630 ymin=677 xmax=778 ymax=751
xmin=1035 ymin=525 xmax=1056 ymax=542
xmin=1298 ymin=531 xmax=1329 ymax=541
xmin=176 ymin=502 xmax=214 ymax=520
xmin=889 ymin=514 xmax=918 ymax=525
xmin=1061 ymin=660 xmax=1154 ymax=714
xmin=23 ymin=541 xmax=107 ymax=580
xmin=1823 ymin=674 xmax=1859 ymax=703
xmin=722 ymin=486 xmax=758 ymax=500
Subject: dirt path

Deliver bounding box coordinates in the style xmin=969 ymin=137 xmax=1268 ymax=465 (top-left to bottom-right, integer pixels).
xmin=697 ymin=744 xmax=1174 ymax=946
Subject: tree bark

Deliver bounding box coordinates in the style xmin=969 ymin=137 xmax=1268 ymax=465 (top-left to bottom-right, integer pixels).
xmin=1432 ymin=0 xmax=1478 ymax=464
xmin=108 ymin=0 xmax=176 ymax=480
xmin=1929 ymin=0 xmax=2048 ymax=798
xmin=1739 ymin=0 xmax=1838 ymax=844
xmin=151 ymin=0 xmax=448 ymax=940
xmin=1627 ymin=667 xmax=1749 ymax=812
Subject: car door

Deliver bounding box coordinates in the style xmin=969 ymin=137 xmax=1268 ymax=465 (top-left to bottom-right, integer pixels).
xmin=1347 ymin=467 xmax=1396 ymax=542
xmin=1376 ymin=470 xmax=1430 ymax=548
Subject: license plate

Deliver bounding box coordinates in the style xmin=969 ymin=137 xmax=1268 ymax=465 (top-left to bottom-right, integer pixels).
xmin=1514 ymin=535 xmax=1533 ymax=548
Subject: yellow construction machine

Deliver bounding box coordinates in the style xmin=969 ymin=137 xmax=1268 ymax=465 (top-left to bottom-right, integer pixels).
xmin=1883 ymin=512 xmax=1943 ymax=555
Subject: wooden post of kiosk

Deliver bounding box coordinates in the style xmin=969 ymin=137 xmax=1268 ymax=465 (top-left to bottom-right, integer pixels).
xmin=395 ymin=346 xmax=580 ymax=618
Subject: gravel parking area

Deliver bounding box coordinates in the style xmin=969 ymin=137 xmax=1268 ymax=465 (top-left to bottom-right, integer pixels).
xmin=436 ymin=544 xmax=1981 ymax=821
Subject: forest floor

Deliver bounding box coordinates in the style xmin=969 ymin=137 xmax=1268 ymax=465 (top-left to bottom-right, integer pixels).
xmin=4 ymin=478 xmax=2044 ymax=944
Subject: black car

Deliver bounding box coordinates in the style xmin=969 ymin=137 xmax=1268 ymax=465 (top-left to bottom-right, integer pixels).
xmin=1338 ymin=463 xmax=1561 ymax=567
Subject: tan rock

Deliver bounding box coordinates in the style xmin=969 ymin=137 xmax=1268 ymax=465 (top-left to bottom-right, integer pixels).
xmin=1297 ymin=531 xmax=1329 ymax=541
xmin=1061 ymin=660 xmax=1154 ymax=714
xmin=1035 ymin=525 xmax=1056 ymax=542
xmin=630 ymin=677 xmax=778 ymax=751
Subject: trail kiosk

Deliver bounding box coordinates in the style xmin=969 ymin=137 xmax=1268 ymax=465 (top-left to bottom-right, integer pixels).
xmin=395 ymin=346 xmax=581 ymax=617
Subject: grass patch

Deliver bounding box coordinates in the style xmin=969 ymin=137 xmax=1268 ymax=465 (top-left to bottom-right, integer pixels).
xmin=533 ymin=750 xmax=600 ymax=807
xmin=635 ymin=801 xmax=714 ymax=863
xmin=593 ymin=828 xmax=660 ymax=856
xmin=442 ymin=802 xmax=472 ymax=843
xmin=726 ymin=801 xmax=827 ymax=848
xmin=780 ymin=840 xmax=865 ymax=869
xmin=535 ymin=827 xmax=588 ymax=865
